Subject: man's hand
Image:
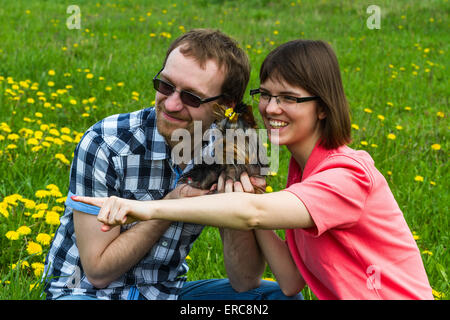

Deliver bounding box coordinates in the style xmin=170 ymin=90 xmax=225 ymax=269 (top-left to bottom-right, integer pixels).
xmin=218 ymin=171 xmax=267 ymax=292
xmin=164 ymin=183 xmax=215 ymax=200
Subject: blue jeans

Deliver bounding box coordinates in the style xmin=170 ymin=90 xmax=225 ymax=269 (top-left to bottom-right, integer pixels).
xmin=56 ymin=279 xmax=303 ymax=300
xmin=178 ymin=279 xmax=303 ymax=300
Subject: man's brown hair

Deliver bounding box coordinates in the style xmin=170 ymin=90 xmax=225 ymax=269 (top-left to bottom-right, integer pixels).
xmin=259 ymin=39 xmax=351 ymax=149
xmin=163 ymin=28 xmax=250 ymax=106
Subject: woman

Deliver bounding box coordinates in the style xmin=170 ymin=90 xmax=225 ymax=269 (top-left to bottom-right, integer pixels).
xmin=73 ymin=40 xmax=433 ymax=300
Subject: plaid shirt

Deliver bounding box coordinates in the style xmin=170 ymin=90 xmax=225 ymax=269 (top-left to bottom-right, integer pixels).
xmin=43 ymin=107 xmax=205 ymax=300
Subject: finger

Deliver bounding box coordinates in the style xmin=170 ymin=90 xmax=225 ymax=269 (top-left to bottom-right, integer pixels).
xmin=101 ymin=224 xmax=112 ymax=232
xmin=250 ymin=176 xmax=267 ymax=189
xmin=97 ymin=197 xmax=114 ymax=225
xmin=225 ymin=179 xmax=234 ymax=193
xmin=234 ymin=181 xmax=244 ymax=192
xmin=71 ymin=195 xmax=107 ymax=207
xmin=108 ymin=197 xmax=120 ymax=226
xmin=239 ymin=172 xmax=254 ymax=193
xmin=217 ymin=172 xmax=225 ymax=193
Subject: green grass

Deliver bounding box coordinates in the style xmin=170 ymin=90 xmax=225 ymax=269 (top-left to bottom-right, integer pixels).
xmin=0 ymin=0 xmax=448 ymax=300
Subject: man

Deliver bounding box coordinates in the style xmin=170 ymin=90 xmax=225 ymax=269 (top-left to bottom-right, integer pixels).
xmin=43 ymin=29 xmax=299 ymax=300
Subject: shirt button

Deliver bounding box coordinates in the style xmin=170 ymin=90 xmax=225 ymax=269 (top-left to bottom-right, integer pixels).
xmin=162 ymin=241 xmax=168 ymax=247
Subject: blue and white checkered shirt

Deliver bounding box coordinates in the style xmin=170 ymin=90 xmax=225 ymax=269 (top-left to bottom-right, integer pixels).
xmin=43 ymin=107 xmax=205 ymax=300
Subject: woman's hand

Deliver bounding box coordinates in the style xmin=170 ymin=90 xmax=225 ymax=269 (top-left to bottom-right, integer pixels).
xmin=71 ymin=195 xmax=152 ymax=232
xmin=71 ymin=183 xmax=214 ymax=232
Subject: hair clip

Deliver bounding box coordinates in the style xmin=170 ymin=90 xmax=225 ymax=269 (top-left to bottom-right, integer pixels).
xmin=225 ymin=107 xmax=238 ymax=121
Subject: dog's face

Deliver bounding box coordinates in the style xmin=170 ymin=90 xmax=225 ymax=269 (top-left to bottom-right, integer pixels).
xmin=178 ymin=104 xmax=268 ymax=193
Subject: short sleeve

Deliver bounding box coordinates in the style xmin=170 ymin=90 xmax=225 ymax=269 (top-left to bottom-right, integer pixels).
xmin=65 ymin=130 xmax=119 ymax=215
xmin=284 ymin=156 xmax=372 ymax=237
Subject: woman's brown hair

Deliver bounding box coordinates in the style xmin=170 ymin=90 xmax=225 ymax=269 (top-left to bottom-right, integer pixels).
xmin=259 ymin=39 xmax=351 ymax=149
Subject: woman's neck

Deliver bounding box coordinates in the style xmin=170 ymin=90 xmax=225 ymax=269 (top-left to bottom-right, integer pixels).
xmin=287 ymin=134 xmax=320 ymax=172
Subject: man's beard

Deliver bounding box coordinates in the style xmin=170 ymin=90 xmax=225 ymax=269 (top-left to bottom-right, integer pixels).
xmin=155 ymin=102 xmax=195 ymax=148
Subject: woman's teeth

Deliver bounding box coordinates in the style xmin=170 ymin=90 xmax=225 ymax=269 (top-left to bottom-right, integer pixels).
xmin=269 ymin=119 xmax=288 ymax=128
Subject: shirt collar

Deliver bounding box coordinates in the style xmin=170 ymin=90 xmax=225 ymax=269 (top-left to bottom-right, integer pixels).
xmin=144 ymin=108 xmax=171 ymax=161
xmin=287 ymin=140 xmax=332 ymax=185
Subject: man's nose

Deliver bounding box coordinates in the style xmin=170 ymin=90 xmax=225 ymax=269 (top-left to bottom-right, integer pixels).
xmin=162 ymin=91 xmax=184 ymax=112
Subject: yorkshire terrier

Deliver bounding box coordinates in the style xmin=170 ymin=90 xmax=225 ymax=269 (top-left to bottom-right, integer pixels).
xmin=178 ymin=103 xmax=269 ymax=194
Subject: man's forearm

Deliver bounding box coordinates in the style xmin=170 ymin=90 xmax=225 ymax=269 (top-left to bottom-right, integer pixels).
xmin=220 ymin=228 xmax=266 ymax=292
xmin=89 ymin=219 xmax=171 ymax=288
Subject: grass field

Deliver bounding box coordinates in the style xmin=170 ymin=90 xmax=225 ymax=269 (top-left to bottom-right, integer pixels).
xmin=0 ymin=0 xmax=448 ymax=300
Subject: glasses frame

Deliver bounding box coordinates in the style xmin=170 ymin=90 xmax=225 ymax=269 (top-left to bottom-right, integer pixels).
xmin=249 ymin=88 xmax=319 ymax=105
xmin=153 ymin=68 xmax=224 ymax=108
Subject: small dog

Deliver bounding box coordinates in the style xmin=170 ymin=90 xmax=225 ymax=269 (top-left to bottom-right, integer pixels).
xmin=178 ymin=103 xmax=268 ymax=194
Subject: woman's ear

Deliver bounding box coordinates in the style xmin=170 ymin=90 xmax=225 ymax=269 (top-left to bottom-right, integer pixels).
xmin=317 ymin=104 xmax=327 ymax=120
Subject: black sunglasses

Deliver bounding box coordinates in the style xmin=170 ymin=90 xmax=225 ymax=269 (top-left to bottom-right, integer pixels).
xmin=153 ymin=69 xmax=223 ymax=108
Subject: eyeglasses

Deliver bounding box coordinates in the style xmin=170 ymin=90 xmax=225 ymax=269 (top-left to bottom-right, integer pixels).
xmin=153 ymin=68 xmax=224 ymax=108
xmin=250 ymin=88 xmax=319 ymax=106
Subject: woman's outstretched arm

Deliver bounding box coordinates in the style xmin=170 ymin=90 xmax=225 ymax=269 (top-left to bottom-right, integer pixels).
xmin=72 ymin=188 xmax=315 ymax=231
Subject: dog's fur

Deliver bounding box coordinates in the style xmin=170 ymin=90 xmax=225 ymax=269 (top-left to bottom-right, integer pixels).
xmin=178 ymin=103 xmax=268 ymax=194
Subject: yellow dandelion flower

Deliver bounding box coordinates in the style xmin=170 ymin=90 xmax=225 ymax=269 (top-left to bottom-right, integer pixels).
xmin=45 ymin=211 xmax=61 ymax=226
xmin=404 ymin=106 xmax=412 ymax=111
xmin=86 ymin=73 xmax=94 ymax=79
xmin=387 ymin=133 xmax=396 ymax=140
xmin=27 ymin=241 xmax=43 ymax=256
xmin=17 ymin=226 xmax=31 ymax=235
xmin=0 ymin=203 xmax=9 ymax=218
xmin=387 ymin=102 xmax=394 ymax=107
xmin=421 ymin=250 xmax=433 ymax=256
xmin=31 ymin=262 xmax=45 ymax=277
xmin=265 ymin=186 xmax=273 ymax=193
xmin=432 ymin=289 xmax=445 ymax=300
xmin=364 ymin=108 xmax=373 ymax=113
xmin=436 ymin=111 xmax=444 ymax=118
xmin=414 ymin=175 xmax=424 ymax=182
xmin=47 ymin=81 xmax=55 ymax=87
xmin=27 ymin=138 xmax=39 ymax=145
xmin=351 ymin=124 xmax=359 ymax=130
xmin=24 ymin=199 xmax=36 ymax=209
xmin=7 ymin=133 xmax=20 ymax=141
xmin=262 ymin=277 xmax=276 ymax=282
xmin=27 ymin=98 xmax=35 ymax=104
xmin=35 ymin=190 xmax=51 ymax=198
xmin=48 ymin=70 xmax=55 ymax=76
xmin=55 ymin=153 xmax=70 ymax=165
xmin=56 ymin=197 xmax=67 ymax=204
xmin=395 ymin=125 xmax=403 ymax=130
xmin=49 ymin=128 xmax=60 ymax=136
xmin=377 ymin=115 xmax=385 ymax=121
xmin=69 ymin=99 xmax=77 ymax=105
xmin=360 ymin=141 xmax=368 ymax=146
xmin=431 ymin=144 xmax=441 ymax=150
xmin=35 ymin=112 xmax=43 ymax=118
xmin=36 ymin=233 xmax=52 ymax=246
xmin=35 ymin=203 xmax=48 ymax=210
xmin=6 ymin=231 xmax=19 ymax=240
